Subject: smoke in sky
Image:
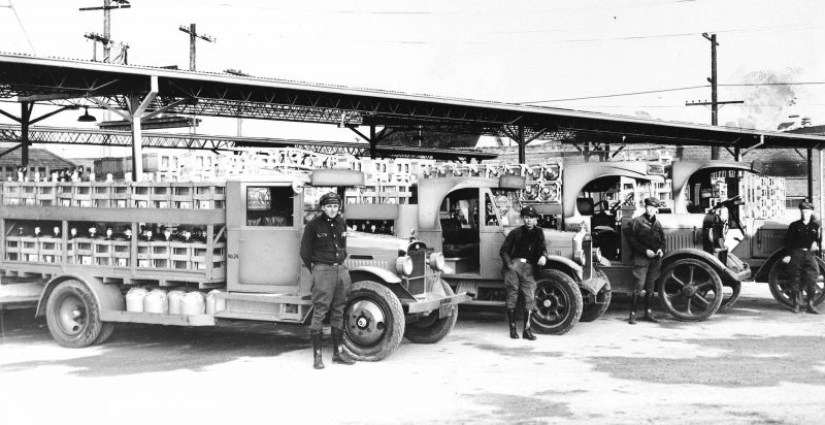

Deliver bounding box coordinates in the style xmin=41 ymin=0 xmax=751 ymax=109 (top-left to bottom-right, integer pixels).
xmin=733 ymin=68 xmax=805 ymax=130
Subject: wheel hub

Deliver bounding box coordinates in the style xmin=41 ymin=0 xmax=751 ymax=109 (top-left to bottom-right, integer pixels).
xmin=682 ymin=285 xmax=697 ymax=297
xmin=347 ymin=299 xmax=386 ymax=346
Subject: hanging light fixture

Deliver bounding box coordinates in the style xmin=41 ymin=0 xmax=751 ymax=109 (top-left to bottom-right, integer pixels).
xmin=77 ymin=106 xmax=96 ymax=123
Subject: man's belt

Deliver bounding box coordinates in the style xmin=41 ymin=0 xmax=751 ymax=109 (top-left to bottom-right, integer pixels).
xmin=513 ymin=258 xmax=528 ymax=263
xmin=313 ymin=262 xmax=343 ymax=266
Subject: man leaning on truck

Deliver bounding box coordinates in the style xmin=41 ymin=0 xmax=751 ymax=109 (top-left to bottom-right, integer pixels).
xmin=499 ymin=205 xmax=547 ymax=341
xmin=300 ymin=192 xmax=357 ymax=369
xmin=781 ymin=200 xmax=821 ymax=315
xmin=624 ymin=197 xmax=664 ymax=325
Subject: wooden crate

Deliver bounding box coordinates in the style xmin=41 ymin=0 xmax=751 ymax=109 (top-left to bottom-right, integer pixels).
xmin=72 ymin=182 xmax=93 ymax=207
xmin=131 ymin=182 xmax=151 ymax=208
xmin=171 ymin=182 xmax=194 ymax=209
xmin=5 ymin=236 xmax=21 ymax=261
xmin=151 ymin=182 xmax=172 ymax=208
xmin=20 ymin=236 xmax=39 ymax=262
xmin=35 ymin=182 xmax=56 ymax=206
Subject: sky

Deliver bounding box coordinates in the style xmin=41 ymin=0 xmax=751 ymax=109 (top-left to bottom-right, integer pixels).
xmin=1 ymin=0 xmax=824 ymax=155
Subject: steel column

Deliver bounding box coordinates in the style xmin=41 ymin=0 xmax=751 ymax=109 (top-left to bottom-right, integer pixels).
xmin=808 ymin=147 xmax=814 ymax=201
xmin=369 ymin=124 xmax=377 ymax=159
xmin=517 ymin=125 xmax=525 ymax=164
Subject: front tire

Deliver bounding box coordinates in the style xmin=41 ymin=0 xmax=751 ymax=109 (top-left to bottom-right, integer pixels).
xmin=344 ymin=281 xmax=405 ymax=361
xmin=658 ymin=258 xmax=723 ymax=321
xmin=580 ymin=270 xmax=611 ymax=322
xmin=404 ymin=280 xmax=458 ymax=344
xmin=45 ymin=280 xmax=111 ymax=348
xmin=768 ymin=257 xmax=825 ymax=307
xmin=532 ymin=269 xmax=582 ymax=335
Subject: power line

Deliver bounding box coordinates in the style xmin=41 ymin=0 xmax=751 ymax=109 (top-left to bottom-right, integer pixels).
xmin=1 ymin=0 xmax=36 ymax=54
xmin=520 ymin=82 xmax=825 ymax=104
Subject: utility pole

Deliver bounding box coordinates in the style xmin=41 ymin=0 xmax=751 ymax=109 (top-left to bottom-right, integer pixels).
xmin=79 ymin=0 xmax=131 ymax=63
xmin=179 ymin=24 xmax=215 ymax=71
xmin=686 ymin=33 xmax=742 ymax=159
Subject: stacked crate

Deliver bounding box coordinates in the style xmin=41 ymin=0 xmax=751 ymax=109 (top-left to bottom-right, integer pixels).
xmin=72 ymin=237 xmax=94 ymax=265
xmin=2 ymin=182 xmax=21 ymax=205
xmin=93 ymin=239 xmax=112 ymax=266
xmin=194 ymin=183 xmax=225 ymax=209
xmin=72 ymin=182 xmax=93 ymax=207
xmin=39 ymin=237 xmax=62 ymax=263
xmin=171 ymin=182 xmax=194 ymax=209
xmin=92 ymin=183 xmax=113 ymax=208
xmin=131 ymin=181 xmax=152 ymax=208
xmin=20 ymin=182 xmax=36 ymax=206
xmin=110 ymin=182 xmax=132 ymax=208
xmin=738 ymin=173 xmax=787 ymax=220
xmin=57 ymin=182 xmax=74 ymax=207
xmin=20 ymin=236 xmax=39 ymax=262
xmin=5 ymin=234 xmax=21 ymax=261
xmin=111 ymin=239 xmax=131 ymax=267
xmin=35 ymin=182 xmax=57 ymax=206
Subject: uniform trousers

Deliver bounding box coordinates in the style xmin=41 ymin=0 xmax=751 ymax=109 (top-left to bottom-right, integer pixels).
xmin=503 ymin=260 xmax=537 ymax=310
xmin=632 ymin=254 xmax=662 ymax=294
xmin=787 ymin=250 xmax=820 ymax=301
xmin=309 ymin=263 xmax=351 ymax=331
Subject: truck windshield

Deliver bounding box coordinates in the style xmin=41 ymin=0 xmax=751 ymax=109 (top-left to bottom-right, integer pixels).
xmin=491 ymin=189 xmax=524 ymax=227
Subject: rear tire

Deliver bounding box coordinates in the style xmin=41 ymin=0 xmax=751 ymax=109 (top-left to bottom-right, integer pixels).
xmin=404 ymin=280 xmax=458 ymax=344
xmin=532 ymin=269 xmax=582 ymax=335
xmin=45 ymin=280 xmax=109 ymax=348
xmin=344 ymin=281 xmax=405 ymax=361
xmin=768 ymin=257 xmax=825 ymax=307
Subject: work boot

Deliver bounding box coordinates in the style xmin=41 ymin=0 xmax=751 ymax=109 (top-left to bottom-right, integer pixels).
xmin=331 ymin=327 xmax=356 ymax=365
xmin=311 ymin=330 xmax=325 ymax=370
xmin=642 ymin=292 xmax=661 ymax=323
xmin=507 ymin=309 xmax=519 ymax=339
xmin=522 ymin=309 xmax=537 ymax=341
xmin=806 ymin=300 xmax=821 ymax=315
xmin=628 ymin=293 xmax=639 ymax=325
xmin=791 ymin=289 xmax=801 ymax=314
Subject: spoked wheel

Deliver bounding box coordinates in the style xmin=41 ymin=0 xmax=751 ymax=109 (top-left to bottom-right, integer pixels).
xmin=658 ymin=259 xmax=723 ymax=321
xmin=532 ymin=269 xmax=582 ymax=335
xmin=45 ymin=280 xmax=114 ymax=348
xmin=768 ymin=257 xmax=825 ymax=308
xmin=344 ymin=281 xmax=404 ymax=362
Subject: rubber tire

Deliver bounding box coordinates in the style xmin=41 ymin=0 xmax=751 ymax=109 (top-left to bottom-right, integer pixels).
xmin=768 ymin=257 xmax=825 ymax=308
xmin=717 ymin=279 xmax=742 ymax=312
xmin=532 ymin=269 xmax=583 ymax=335
xmin=404 ymin=281 xmax=458 ymax=344
xmin=658 ymin=258 xmax=723 ymax=322
xmin=579 ymin=270 xmax=612 ymax=322
xmin=343 ymin=280 xmax=405 ymax=362
xmin=45 ymin=280 xmax=108 ymax=348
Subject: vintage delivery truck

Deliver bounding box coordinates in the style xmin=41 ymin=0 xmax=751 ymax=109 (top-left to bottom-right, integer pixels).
xmin=0 ymin=168 xmax=469 ymax=361
xmin=344 ymin=171 xmax=607 ymax=335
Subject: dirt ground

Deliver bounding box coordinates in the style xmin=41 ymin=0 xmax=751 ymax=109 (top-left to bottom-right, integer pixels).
xmin=1 ymin=282 xmax=824 ymax=425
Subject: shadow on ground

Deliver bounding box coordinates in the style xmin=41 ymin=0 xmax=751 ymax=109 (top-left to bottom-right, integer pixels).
xmin=0 ymin=308 xmax=310 ymax=377
xmin=589 ymin=335 xmax=825 ymax=387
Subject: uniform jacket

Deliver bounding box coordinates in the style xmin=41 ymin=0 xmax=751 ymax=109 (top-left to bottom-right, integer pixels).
xmin=785 ymin=218 xmax=822 ymax=251
xmin=500 ymin=225 xmax=548 ymax=266
xmin=300 ymin=213 xmax=348 ymax=269
xmin=625 ymin=213 xmax=665 ymax=256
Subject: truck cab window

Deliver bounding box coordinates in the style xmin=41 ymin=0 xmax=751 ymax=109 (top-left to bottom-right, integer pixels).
xmin=246 ymin=186 xmax=294 ymax=227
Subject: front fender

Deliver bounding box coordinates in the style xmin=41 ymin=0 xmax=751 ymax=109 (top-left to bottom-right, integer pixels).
xmin=36 ymin=273 xmax=125 ymax=318
xmin=348 ymin=265 xmax=402 ymax=285
xmin=545 ymin=255 xmax=583 ymax=281
xmin=754 ymin=249 xmax=792 ymax=282
xmin=662 ymin=248 xmax=750 ymax=283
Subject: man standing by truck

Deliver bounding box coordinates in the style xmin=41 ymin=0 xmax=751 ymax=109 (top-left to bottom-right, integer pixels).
xmin=625 ymin=197 xmax=664 ymax=325
xmin=300 ymin=192 xmax=356 ymax=369
xmin=781 ymin=201 xmax=821 ymax=315
xmin=499 ymin=205 xmax=547 ymax=341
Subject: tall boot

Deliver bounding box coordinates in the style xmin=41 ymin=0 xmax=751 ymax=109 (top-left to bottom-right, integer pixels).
xmin=506 ymin=309 xmax=519 ymax=339
xmin=522 ymin=309 xmax=537 ymax=341
xmin=628 ymin=293 xmax=638 ymax=325
xmin=642 ymin=292 xmax=660 ymax=323
xmin=806 ymin=291 xmax=821 ymax=315
xmin=311 ymin=330 xmax=325 ymax=370
xmin=791 ymin=288 xmax=801 ymax=314
xmin=331 ymin=327 xmax=356 ymax=365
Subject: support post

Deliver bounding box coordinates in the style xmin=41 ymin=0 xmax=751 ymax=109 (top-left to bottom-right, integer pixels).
xmin=517 ymin=125 xmax=525 ymax=164
xmin=808 ymin=147 xmax=814 ymax=202
xmin=20 ymin=102 xmax=32 ymax=169
xmin=369 ymin=124 xmax=377 ymax=159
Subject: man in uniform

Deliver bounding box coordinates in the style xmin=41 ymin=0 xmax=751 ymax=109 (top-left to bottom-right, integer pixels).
xmin=781 ymin=200 xmax=821 ymax=314
xmin=624 ymin=197 xmax=664 ymax=325
xmin=300 ymin=192 xmax=357 ymax=369
xmin=499 ymin=205 xmax=547 ymax=340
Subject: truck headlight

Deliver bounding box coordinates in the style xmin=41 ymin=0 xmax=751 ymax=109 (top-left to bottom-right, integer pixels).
xmin=396 ymin=256 xmax=414 ymax=276
xmin=429 ymin=252 xmax=445 ymax=271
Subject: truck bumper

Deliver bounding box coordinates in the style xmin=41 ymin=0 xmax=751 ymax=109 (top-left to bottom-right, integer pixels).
xmin=405 ymin=292 xmax=471 ymax=315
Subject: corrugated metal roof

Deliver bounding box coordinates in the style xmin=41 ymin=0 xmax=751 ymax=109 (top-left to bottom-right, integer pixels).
xmin=0 ymin=147 xmax=76 ymax=168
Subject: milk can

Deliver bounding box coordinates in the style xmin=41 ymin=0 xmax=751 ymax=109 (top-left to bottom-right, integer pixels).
xmin=167 ymin=290 xmax=186 ymax=315
xmin=144 ymin=289 xmax=168 ymax=314
xmin=126 ymin=287 xmax=148 ymax=313
xmin=205 ymin=289 xmax=226 ymax=315
xmin=180 ymin=291 xmax=206 ymax=315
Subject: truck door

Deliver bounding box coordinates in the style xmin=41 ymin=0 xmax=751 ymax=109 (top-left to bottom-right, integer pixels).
xmin=227 ymin=184 xmax=301 ymax=293
xmin=479 ymin=189 xmax=506 ymax=279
